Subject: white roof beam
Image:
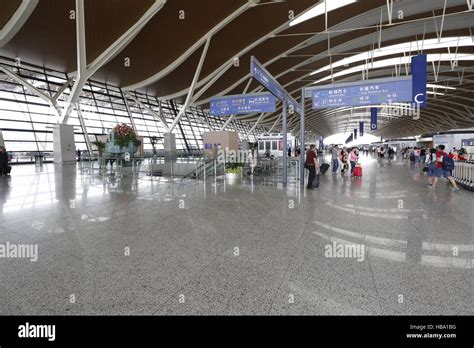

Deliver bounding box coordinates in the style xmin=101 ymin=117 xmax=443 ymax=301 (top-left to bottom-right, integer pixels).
xmin=0 ymin=65 xmax=62 ymax=120
xmin=62 ymin=0 xmax=166 ymax=123
xmin=0 ymin=0 xmax=38 ymax=48
xmin=124 ymin=0 xmax=259 ymax=91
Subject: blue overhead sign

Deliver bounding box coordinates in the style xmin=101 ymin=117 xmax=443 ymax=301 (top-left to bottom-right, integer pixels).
xmin=309 ymin=77 xmax=413 ymax=109
xmin=370 ymin=107 xmax=378 ymax=131
xmin=210 ymin=92 xmax=277 ymax=116
xmin=412 ymin=54 xmax=427 ymax=108
xmin=345 ymin=134 xmax=353 ymax=144
xmin=250 ymin=56 xmax=286 ymax=101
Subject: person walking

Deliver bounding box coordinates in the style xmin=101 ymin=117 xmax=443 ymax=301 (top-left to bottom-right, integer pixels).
xmin=388 ymin=147 xmax=394 ymax=161
xmin=0 ymin=146 xmax=10 ymax=176
xmin=331 ymin=145 xmax=339 ymax=174
xmin=420 ymin=147 xmax=426 ymax=164
xmin=340 ymin=146 xmax=348 ymax=175
xmin=305 ymin=145 xmax=318 ymax=189
xmin=437 ymin=144 xmax=460 ymax=192
xmin=426 ymin=148 xmax=438 ymax=189
xmin=379 ymin=147 xmax=385 ymax=159
xmin=414 ymin=147 xmax=421 ymax=164
xmin=349 ymin=148 xmax=358 ymax=175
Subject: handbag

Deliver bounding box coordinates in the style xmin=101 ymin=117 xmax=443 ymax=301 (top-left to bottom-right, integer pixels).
xmin=422 ymin=166 xmax=429 ymax=172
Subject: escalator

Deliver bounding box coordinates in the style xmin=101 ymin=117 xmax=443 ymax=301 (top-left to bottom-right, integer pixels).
xmin=182 ymin=157 xmax=224 ymax=180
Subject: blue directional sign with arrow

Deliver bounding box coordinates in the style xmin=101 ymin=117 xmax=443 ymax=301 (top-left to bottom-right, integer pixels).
xmin=210 ymin=92 xmax=277 ymax=116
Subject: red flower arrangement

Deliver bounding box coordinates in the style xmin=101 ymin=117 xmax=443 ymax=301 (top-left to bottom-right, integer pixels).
xmin=113 ymin=123 xmax=137 ymax=148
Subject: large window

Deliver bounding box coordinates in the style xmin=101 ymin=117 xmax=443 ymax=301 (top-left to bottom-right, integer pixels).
xmin=0 ymin=57 xmax=268 ymax=161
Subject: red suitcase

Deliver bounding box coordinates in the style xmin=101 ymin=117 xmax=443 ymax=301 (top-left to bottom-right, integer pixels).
xmin=354 ymin=165 xmax=362 ymax=177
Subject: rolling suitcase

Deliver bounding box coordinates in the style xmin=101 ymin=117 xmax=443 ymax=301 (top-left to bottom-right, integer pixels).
xmin=319 ymin=163 xmax=330 ymax=175
xmin=354 ymin=165 xmax=362 ymax=177
xmin=313 ymin=173 xmax=320 ymax=188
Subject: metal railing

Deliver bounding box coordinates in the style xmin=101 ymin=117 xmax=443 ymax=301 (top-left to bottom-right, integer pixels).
xmin=452 ymin=160 xmax=474 ymax=190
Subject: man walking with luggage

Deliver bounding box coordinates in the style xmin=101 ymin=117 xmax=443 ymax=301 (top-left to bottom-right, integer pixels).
xmin=305 ymin=145 xmax=318 ymax=190
xmin=331 ymin=145 xmax=339 ymax=174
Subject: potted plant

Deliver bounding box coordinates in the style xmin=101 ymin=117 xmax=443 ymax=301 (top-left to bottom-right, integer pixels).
xmin=113 ymin=124 xmax=137 ymax=150
xmin=225 ymin=162 xmax=243 ymax=180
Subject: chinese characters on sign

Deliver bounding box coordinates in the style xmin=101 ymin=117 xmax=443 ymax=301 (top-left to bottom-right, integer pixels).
xmin=210 ymin=92 xmax=277 ymax=116
xmin=311 ymin=77 xmax=413 ymax=109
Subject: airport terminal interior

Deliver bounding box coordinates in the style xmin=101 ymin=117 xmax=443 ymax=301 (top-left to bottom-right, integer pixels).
xmin=0 ymin=0 xmax=472 ymax=316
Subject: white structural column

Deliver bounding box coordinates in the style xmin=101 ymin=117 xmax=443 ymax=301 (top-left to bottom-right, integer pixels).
xmin=62 ymin=0 xmax=87 ymax=124
xmin=121 ymin=93 xmax=138 ymax=134
xmin=0 ymin=0 xmax=39 ymax=47
xmin=125 ymin=92 xmax=170 ymax=131
xmin=62 ymin=0 xmax=167 ymax=123
xmin=168 ymin=36 xmax=211 ymax=133
xmin=76 ymin=105 xmax=93 ymax=154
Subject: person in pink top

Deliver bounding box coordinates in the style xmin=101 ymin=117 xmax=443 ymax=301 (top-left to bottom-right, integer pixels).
xmin=349 ymin=148 xmax=358 ymax=175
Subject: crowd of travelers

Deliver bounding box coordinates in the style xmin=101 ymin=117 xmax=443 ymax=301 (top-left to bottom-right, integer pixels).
xmin=304 ymin=142 xmax=469 ymax=192
xmin=330 ymin=145 xmax=361 ymax=176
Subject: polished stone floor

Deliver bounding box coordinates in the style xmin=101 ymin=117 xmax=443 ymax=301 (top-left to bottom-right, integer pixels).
xmin=0 ymin=153 xmax=472 ymax=315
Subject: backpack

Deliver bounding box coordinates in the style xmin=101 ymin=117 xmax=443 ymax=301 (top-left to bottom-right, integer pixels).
xmin=442 ymin=156 xmax=455 ymax=171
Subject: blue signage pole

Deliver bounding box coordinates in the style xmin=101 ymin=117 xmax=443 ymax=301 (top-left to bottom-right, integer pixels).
xmin=282 ymin=98 xmax=288 ymax=186
xmin=354 ymin=129 xmax=358 ymax=140
xmin=359 ymin=122 xmax=364 ymax=137
xmin=250 ymin=56 xmax=303 ymax=186
xmin=300 ymin=88 xmax=305 ymax=186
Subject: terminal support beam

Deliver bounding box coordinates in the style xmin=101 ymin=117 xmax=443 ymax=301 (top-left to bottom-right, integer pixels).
xmin=76 ymin=105 xmax=93 ymax=155
xmin=220 ymin=115 xmax=235 ymax=131
xmin=0 ymin=0 xmax=39 ymax=48
xmin=121 ymin=92 xmax=138 ymax=134
xmin=190 ymin=61 xmax=234 ymax=104
xmin=0 ymin=66 xmax=64 ymax=120
xmin=169 ymin=36 xmax=211 ymax=133
xmin=62 ymin=0 xmax=166 ymax=123
xmin=268 ymin=115 xmax=282 ymax=133
xmin=125 ymin=92 xmax=170 ymax=132
xmin=219 ymin=78 xmax=253 ymax=131
xmin=124 ymin=0 xmax=258 ymax=91
xmin=246 ymin=113 xmax=266 ymax=139
xmin=62 ymin=0 xmax=87 ymax=124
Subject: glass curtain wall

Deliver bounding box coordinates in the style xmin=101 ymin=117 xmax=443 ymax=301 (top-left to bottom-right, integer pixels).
xmin=0 ymin=57 xmax=265 ymax=162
